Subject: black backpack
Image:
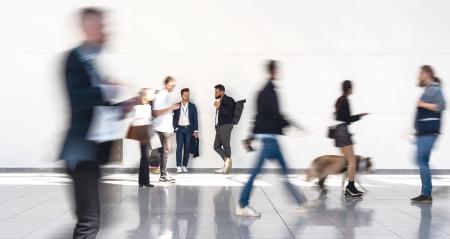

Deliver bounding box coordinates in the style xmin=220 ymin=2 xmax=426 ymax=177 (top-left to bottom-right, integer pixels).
xmin=233 ymin=99 xmax=246 ymax=125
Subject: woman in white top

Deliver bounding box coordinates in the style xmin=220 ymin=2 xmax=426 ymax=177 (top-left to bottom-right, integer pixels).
xmin=127 ymin=88 xmax=154 ymax=187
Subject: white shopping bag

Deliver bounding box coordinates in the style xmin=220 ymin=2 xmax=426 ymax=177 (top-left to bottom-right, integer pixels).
xmin=87 ymin=106 xmax=131 ymax=143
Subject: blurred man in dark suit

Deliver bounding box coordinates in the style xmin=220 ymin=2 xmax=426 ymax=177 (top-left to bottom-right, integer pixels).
xmin=59 ymin=8 xmax=111 ymax=238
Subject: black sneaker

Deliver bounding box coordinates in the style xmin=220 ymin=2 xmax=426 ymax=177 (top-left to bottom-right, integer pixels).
xmin=345 ymin=185 xmax=363 ymax=198
xmin=410 ymin=195 xmax=432 ymax=203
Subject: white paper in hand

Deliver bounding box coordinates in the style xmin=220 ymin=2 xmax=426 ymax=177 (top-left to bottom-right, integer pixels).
xmin=87 ymin=106 xmax=130 ymax=143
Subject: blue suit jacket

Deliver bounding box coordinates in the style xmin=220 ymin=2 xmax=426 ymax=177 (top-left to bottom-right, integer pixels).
xmin=173 ymin=102 xmax=198 ymax=132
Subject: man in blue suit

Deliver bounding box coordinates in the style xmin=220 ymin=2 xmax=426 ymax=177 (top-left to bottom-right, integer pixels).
xmin=59 ymin=8 xmax=113 ymax=238
xmin=173 ymin=88 xmax=199 ymax=173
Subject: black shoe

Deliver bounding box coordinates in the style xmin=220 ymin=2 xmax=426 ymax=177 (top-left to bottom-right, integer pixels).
xmin=159 ymin=176 xmax=176 ymax=183
xmin=345 ymin=185 xmax=363 ymax=198
xmin=410 ymin=195 xmax=432 ymax=203
xmin=139 ymin=183 xmax=154 ymax=188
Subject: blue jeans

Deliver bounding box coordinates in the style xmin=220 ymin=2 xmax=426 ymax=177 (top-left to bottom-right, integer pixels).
xmin=176 ymin=127 xmax=192 ymax=167
xmin=239 ymin=137 xmax=306 ymax=208
xmin=416 ymin=135 xmax=437 ymax=196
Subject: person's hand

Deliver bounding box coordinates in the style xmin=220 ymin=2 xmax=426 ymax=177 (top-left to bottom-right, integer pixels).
xmin=193 ymin=132 xmax=199 ymax=138
xmin=172 ymin=103 xmax=181 ymax=110
xmin=214 ymin=100 xmax=220 ymax=109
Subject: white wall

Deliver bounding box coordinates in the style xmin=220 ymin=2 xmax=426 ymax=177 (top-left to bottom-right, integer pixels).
xmin=1 ymin=0 xmax=450 ymax=169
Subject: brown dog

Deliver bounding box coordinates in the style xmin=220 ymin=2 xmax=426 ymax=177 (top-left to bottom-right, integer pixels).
xmin=306 ymin=155 xmax=373 ymax=193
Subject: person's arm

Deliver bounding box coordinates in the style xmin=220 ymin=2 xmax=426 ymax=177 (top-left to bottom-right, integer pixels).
xmin=193 ymin=104 xmax=199 ymax=132
xmin=193 ymin=104 xmax=199 ymax=137
xmin=340 ymin=100 xmax=363 ymax=123
xmin=153 ymin=104 xmax=180 ymax=117
xmin=172 ymin=109 xmax=179 ymax=131
xmin=418 ymin=86 xmax=446 ymax=112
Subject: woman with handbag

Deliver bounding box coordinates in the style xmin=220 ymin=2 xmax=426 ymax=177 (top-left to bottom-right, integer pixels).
xmin=333 ymin=80 xmax=368 ymax=197
xmin=127 ymin=88 xmax=155 ymax=187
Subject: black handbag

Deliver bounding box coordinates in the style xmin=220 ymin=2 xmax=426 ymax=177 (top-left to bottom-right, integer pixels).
xmin=327 ymin=126 xmax=336 ymax=139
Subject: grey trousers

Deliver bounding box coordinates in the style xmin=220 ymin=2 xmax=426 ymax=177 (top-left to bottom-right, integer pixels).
xmin=157 ymin=132 xmax=173 ymax=177
xmin=214 ymin=124 xmax=234 ymax=160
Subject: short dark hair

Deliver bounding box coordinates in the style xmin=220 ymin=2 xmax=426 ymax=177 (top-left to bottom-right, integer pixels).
xmin=80 ymin=7 xmax=104 ymax=22
xmin=214 ymin=84 xmax=225 ymax=92
xmin=181 ymin=88 xmax=190 ymax=95
xmin=267 ymin=60 xmax=277 ymax=73
xmin=164 ymin=76 xmax=174 ymax=85
xmin=342 ymin=80 xmax=352 ymax=95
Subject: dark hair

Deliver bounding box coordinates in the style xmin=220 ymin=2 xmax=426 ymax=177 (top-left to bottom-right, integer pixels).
xmin=421 ymin=65 xmax=441 ymax=83
xmin=214 ymin=84 xmax=225 ymax=92
xmin=181 ymin=88 xmax=190 ymax=95
xmin=335 ymin=80 xmax=353 ymax=114
xmin=164 ymin=76 xmax=174 ymax=85
xmin=342 ymin=80 xmax=352 ymax=95
xmin=267 ymin=60 xmax=277 ymax=74
xmin=80 ymin=7 xmax=103 ymax=22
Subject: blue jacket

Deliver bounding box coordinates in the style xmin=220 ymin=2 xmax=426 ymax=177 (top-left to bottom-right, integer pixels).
xmin=173 ymin=102 xmax=198 ymax=132
xmin=59 ymin=46 xmax=107 ymax=169
xmin=415 ymin=82 xmax=446 ymax=136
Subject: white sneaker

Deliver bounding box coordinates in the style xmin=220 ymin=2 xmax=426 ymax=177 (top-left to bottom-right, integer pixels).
xmin=224 ymin=158 xmax=232 ymax=174
xmin=182 ymin=166 xmax=189 ymax=173
xmin=176 ymin=167 xmax=182 ymax=173
xmin=235 ymin=205 xmax=261 ymax=217
xmin=214 ymin=167 xmax=225 ymax=174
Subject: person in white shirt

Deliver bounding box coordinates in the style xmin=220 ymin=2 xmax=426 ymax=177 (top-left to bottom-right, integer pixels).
xmin=152 ymin=76 xmax=180 ymax=182
xmin=173 ymin=88 xmax=199 ymax=173
xmin=127 ymin=88 xmax=155 ymax=188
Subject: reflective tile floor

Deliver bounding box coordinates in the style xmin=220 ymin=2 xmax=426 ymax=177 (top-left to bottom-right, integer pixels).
xmin=1 ymin=173 xmax=450 ymax=239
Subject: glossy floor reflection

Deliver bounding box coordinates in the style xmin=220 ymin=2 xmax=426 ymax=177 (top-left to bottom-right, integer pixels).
xmin=0 ymin=174 xmax=450 ymax=238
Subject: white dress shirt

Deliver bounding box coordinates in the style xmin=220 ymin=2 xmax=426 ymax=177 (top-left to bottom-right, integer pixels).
xmin=152 ymin=89 xmax=174 ymax=133
xmin=178 ymin=102 xmax=190 ymax=126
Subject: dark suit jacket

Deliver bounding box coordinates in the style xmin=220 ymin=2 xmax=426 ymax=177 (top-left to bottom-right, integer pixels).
xmin=253 ymin=81 xmax=289 ymax=135
xmin=217 ymin=95 xmax=235 ymax=126
xmin=173 ymin=102 xmax=198 ymax=132
xmin=59 ymin=47 xmax=106 ymax=169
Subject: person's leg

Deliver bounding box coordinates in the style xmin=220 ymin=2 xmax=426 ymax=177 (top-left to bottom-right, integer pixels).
xmin=158 ymin=132 xmax=171 ymax=177
xmin=239 ymin=139 xmax=268 ymax=208
xmin=274 ymin=139 xmax=307 ymax=205
xmin=139 ymin=144 xmax=150 ymax=186
xmin=219 ymin=124 xmax=233 ymax=159
xmin=182 ymin=128 xmax=192 ymax=167
xmin=340 ymin=145 xmax=356 ymax=181
xmin=68 ymin=161 xmax=101 ymax=239
xmin=175 ymin=129 xmax=184 ymax=167
xmin=416 ymin=136 xmax=437 ymax=196
xmin=213 ymin=127 xmax=226 ymax=160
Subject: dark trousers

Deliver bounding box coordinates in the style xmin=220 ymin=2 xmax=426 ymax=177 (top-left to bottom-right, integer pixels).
xmin=239 ymin=137 xmax=306 ymax=208
xmin=157 ymin=132 xmax=172 ymax=177
xmin=67 ymin=160 xmax=101 ymax=239
xmin=139 ymin=144 xmax=150 ymax=185
xmin=213 ymin=124 xmax=233 ymax=160
xmin=176 ymin=126 xmax=192 ymax=167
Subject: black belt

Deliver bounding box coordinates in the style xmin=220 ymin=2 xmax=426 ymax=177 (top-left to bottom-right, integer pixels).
xmin=178 ymin=125 xmax=190 ymax=128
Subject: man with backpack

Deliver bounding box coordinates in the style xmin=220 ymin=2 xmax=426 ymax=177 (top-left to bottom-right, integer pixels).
xmin=213 ymin=84 xmax=236 ymax=174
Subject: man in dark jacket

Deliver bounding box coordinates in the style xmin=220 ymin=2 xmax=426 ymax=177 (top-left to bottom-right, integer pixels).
xmin=59 ymin=8 xmax=112 ymax=238
xmin=173 ymin=88 xmax=198 ymax=173
xmin=236 ymin=60 xmax=307 ymax=217
xmin=213 ymin=84 xmax=235 ymax=174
